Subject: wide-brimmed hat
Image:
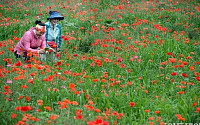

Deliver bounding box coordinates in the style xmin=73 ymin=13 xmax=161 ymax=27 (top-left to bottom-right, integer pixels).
xmin=47 ymin=11 xmax=64 ymax=20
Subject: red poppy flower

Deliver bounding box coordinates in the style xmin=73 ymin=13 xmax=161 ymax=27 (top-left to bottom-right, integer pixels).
xmin=44 ymin=106 xmax=52 ymax=111
xmin=95 ymin=108 xmax=101 ymax=113
xmin=196 ymin=76 xmax=200 ymax=81
xmin=20 ymin=106 xmax=33 ymax=112
xmin=182 ymin=73 xmax=187 ymax=78
xmin=56 ymin=53 xmax=60 ymax=58
xmin=37 ymin=100 xmax=43 ymax=106
xmin=129 ymin=102 xmax=135 ymax=107
xmin=11 ymin=113 xmax=17 ymax=119
xmin=155 ymin=110 xmax=160 ymax=114
xmin=47 ymin=41 xmax=57 ymax=48
xmin=26 ymin=96 xmax=30 ymax=102
xmin=49 ymin=115 xmax=59 ymax=120
xmin=171 ymin=72 xmax=177 ymax=76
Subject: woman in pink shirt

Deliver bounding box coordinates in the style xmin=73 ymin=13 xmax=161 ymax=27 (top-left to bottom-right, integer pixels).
xmin=14 ymin=20 xmax=46 ymax=60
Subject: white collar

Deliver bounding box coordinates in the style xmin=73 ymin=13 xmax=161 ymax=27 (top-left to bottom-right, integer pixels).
xmin=33 ymin=29 xmax=39 ymax=39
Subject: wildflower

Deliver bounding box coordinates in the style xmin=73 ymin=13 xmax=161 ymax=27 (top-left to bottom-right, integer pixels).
xmin=194 ymin=72 xmax=199 ymax=76
xmin=160 ymin=122 xmax=165 ymax=125
xmin=195 ymin=107 xmax=200 ymax=113
xmin=171 ymin=72 xmax=177 ymax=76
xmin=26 ymin=96 xmax=30 ymax=102
xmin=74 ymin=109 xmax=81 ymax=116
xmin=169 ymin=58 xmax=176 ymax=63
xmin=196 ymin=76 xmax=200 ymax=81
xmin=177 ymin=91 xmax=185 ymax=95
xmin=129 ymin=102 xmax=135 ymax=107
xmin=182 ymin=62 xmax=188 ymax=65
xmin=73 ymin=54 xmax=78 ymax=57
xmin=88 ymin=101 xmax=94 ymax=105
xmin=56 ymin=53 xmax=60 ymax=58
xmin=20 ymin=106 xmax=33 ymax=112
xmin=120 ymin=64 xmax=126 ymax=68
xmin=24 ymin=13 xmax=29 ymax=16
xmin=69 ymin=83 xmax=76 ymax=89
xmin=181 ymin=73 xmax=187 ymax=78
xmin=44 ymin=106 xmax=52 ymax=111
xmin=155 ymin=110 xmax=160 ymax=114
xmin=86 ymin=94 xmax=90 ymax=100
xmin=156 ymin=116 xmax=162 ymax=122
xmin=92 ymin=78 xmax=98 ymax=82
xmin=56 ymin=62 xmax=61 ymax=66
xmin=188 ymin=82 xmax=194 ymax=85
xmin=71 ymin=101 xmax=78 ymax=105
xmin=137 ymin=59 xmax=141 ymax=63
xmin=15 ymin=60 xmax=22 ymax=66
xmin=6 ymin=80 xmax=12 ymax=84
xmin=17 ymin=121 xmax=25 ymax=125
xmin=75 ymin=91 xmax=80 ymax=95
xmin=18 ymin=95 xmax=23 ymax=100
xmin=53 ymin=88 xmax=59 ymax=92
xmin=112 ymin=111 xmax=118 ymax=116
xmin=149 ymin=122 xmax=153 ymax=125
xmin=74 ymin=115 xmax=83 ymax=119
xmin=176 ymin=114 xmax=185 ymax=121
xmin=49 ymin=115 xmax=59 ymax=120
xmin=117 ymin=58 xmax=122 ymax=62
xmin=21 ymin=85 xmax=28 ymax=89
xmin=149 ymin=117 xmax=154 ymax=120
xmin=130 ymin=58 xmax=134 ymax=61
xmin=28 ymin=79 xmax=33 ymax=84
xmin=180 ymin=81 xmax=186 ymax=84
xmin=37 ymin=100 xmax=43 ymax=106
xmin=186 ymin=56 xmax=192 ymax=59
xmin=11 ymin=113 xmax=17 ymax=119
xmin=191 ymin=102 xmax=197 ymax=107
xmin=47 ymin=120 xmax=51 ymax=124
xmin=47 ymin=41 xmax=57 ymax=48
xmin=95 ymin=108 xmax=101 ymax=113
xmin=190 ymin=66 xmax=194 ymax=71
xmin=27 ymin=52 xmax=32 ymax=57
xmin=127 ymin=69 xmax=131 ymax=73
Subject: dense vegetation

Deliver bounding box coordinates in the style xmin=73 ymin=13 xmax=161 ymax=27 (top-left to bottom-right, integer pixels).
xmin=0 ymin=0 xmax=199 ymax=125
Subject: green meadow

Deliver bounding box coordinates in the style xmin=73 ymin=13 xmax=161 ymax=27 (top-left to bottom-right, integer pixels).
xmin=0 ymin=0 xmax=199 ymax=125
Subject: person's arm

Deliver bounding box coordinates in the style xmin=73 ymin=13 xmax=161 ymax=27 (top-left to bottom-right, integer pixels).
xmin=40 ymin=36 xmax=46 ymax=49
xmin=45 ymin=23 xmax=50 ymax=48
xmin=57 ymin=25 xmax=62 ymax=50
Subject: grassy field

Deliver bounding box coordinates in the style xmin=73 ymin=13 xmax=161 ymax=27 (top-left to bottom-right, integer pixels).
xmin=0 ymin=0 xmax=200 ymax=125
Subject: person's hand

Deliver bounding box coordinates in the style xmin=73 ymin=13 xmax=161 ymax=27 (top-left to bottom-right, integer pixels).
xmin=39 ymin=49 xmax=45 ymax=54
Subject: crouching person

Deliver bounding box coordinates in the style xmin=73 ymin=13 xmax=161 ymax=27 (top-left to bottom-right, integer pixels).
xmin=14 ymin=20 xmax=46 ymax=61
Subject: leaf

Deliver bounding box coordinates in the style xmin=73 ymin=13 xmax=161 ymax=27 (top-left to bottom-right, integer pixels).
xmin=45 ymin=47 xmax=49 ymax=51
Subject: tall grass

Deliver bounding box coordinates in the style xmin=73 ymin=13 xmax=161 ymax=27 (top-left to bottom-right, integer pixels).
xmin=0 ymin=0 xmax=199 ymax=125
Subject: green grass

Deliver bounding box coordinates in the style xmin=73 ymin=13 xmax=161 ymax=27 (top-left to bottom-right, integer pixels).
xmin=0 ymin=0 xmax=200 ymax=125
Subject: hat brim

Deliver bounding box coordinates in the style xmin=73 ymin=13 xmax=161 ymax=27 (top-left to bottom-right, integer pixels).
xmin=47 ymin=17 xmax=64 ymax=20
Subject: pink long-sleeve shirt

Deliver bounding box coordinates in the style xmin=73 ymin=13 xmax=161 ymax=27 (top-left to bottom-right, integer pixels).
xmin=14 ymin=27 xmax=46 ymax=55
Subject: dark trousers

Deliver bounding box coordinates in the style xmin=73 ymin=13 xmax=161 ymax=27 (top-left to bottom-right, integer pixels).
xmin=14 ymin=51 xmax=21 ymax=59
xmin=14 ymin=51 xmax=30 ymax=61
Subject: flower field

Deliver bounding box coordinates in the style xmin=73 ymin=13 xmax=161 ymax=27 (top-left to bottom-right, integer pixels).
xmin=0 ymin=0 xmax=200 ymax=125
